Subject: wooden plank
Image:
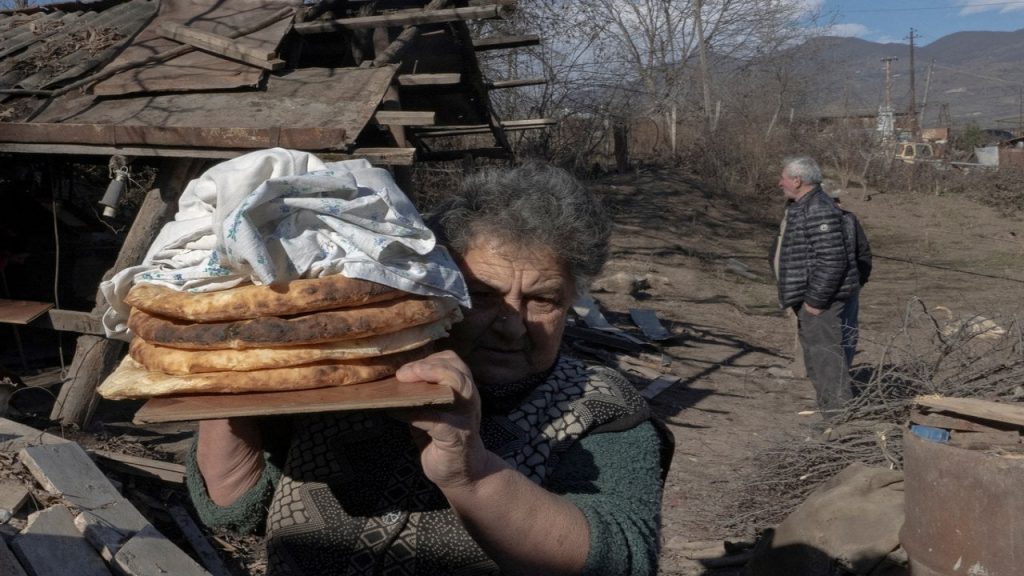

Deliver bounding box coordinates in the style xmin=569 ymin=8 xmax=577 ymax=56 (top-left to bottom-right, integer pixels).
xmin=0 ymin=536 xmax=28 ymax=576
xmin=114 ymin=524 xmax=208 ymax=576
xmin=397 ymin=73 xmax=461 ymax=86
xmin=0 ymin=417 xmax=68 ymax=453
xmin=473 ymin=34 xmax=540 ymax=51
xmin=910 ymin=410 xmax=1015 ymax=433
xmin=0 ymin=299 xmax=53 ymax=325
xmin=167 ymin=503 xmax=233 ymax=576
xmin=11 ymin=506 xmax=112 ymax=576
xmin=0 ymin=481 xmax=29 ymax=517
xmin=133 ymin=376 xmax=455 ymax=424
xmin=374 ymin=110 xmax=436 ymax=126
xmin=158 ymin=22 xmax=276 ymax=60
xmin=629 ymin=308 xmax=672 ymax=341
xmin=642 ymin=375 xmax=682 ymax=400
xmin=158 ymin=22 xmax=285 ymax=71
xmin=19 ymin=443 xmax=151 ymax=558
xmin=90 ymin=450 xmax=186 ymax=484
xmin=293 ymin=5 xmax=507 ymax=34
xmin=345 ymin=147 xmax=417 ymax=166
xmin=914 ymin=396 xmax=1024 ymax=428
xmin=40 ymin=309 xmax=106 ymax=335
xmin=0 ymin=143 xmax=251 ymax=159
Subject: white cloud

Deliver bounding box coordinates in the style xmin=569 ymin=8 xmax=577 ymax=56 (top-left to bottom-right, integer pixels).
xmin=958 ymin=0 xmax=1024 ymax=15
xmin=826 ymin=22 xmax=870 ymax=37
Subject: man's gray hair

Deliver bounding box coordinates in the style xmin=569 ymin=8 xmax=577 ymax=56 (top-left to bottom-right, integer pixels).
xmin=783 ymin=156 xmax=822 ymax=184
xmin=428 ymin=162 xmax=611 ymax=293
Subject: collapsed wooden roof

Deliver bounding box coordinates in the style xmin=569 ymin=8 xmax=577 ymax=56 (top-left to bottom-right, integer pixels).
xmin=0 ymin=0 xmax=550 ymax=164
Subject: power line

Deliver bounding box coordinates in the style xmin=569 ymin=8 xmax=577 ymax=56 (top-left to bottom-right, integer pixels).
xmin=842 ymin=1 xmax=1024 ymax=13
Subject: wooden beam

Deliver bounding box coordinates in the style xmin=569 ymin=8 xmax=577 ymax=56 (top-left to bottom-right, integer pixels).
xmin=397 ymin=73 xmax=461 ymax=86
xmin=50 ymin=159 xmax=205 ymax=428
xmin=418 ymin=147 xmax=510 ymax=162
xmin=342 ymin=147 xmax=417 ymax=166
xmin=158 ymin=22 xmax=285 ymax=71
xmin=293 ymin=5 xmax=509 ymax=34
xmin=413 ymin=118 xmax=555 ymax=137
xmin=0 ymin=143 xmax=250 ymax=159
xmin=41 ymin=309 xmax=106 ymax=335
xmin=374 ymin=110 xmax=436 ymax=126
xmin=473 ymin=34 xmax=540 ymax=51
xmin=89 ymin=450 xmax=186 ymax=484
xmin=486 ymin=77 xmax=546 ymax=90
xmin=915 ymin=396 xmax=1024 ymax=428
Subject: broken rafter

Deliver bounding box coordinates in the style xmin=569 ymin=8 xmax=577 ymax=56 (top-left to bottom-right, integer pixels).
xmin=472 ymin=34 xmax=540 ymax=51
xmin=293 ymin=4 xmax=510 ymax=35
xmin=486 ymin=77 xmax=546 ymax=89
xmin=371 ymin=0 xmax=449 ymax=67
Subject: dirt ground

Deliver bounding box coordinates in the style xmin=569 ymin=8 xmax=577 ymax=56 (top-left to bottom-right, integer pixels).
xmin=7 ymin=164 xmax=1024 ymax=575
xmin=588 ymin=166 xmax=1024 ymax=575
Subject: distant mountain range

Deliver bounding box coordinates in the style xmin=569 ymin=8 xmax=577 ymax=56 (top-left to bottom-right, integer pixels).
xmin=793 ymin=28 xmax=1024 ymax=131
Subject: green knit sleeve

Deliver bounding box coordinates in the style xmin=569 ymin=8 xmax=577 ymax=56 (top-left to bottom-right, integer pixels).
xmin=185 ymin=436 xmax=283 ymax=535
xmin=547 ymin=421 xmax=664 ymax=576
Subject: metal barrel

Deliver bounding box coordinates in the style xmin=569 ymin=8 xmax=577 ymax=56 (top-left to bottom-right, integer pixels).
xmin=900 ymin=430 xmax=1024 ymax=576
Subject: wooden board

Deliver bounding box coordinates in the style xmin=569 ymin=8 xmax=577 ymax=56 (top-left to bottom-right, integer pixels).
xmin=629 ymin=308 xmax=672 ymax=341
xmin=0 ymin=299 xmax=53 ymax=325
xmin=133 ymin=376 xmax=454 ymax=423
xmin=914 ymin=396 xmax=1024 ymax=428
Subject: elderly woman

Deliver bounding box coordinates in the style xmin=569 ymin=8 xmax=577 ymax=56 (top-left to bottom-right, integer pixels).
xmin=187 ymin=163 xmax=666 ymax=575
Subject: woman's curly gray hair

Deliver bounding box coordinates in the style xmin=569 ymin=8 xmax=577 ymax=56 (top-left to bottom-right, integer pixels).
xmin=428 ymin=162 xmax=611 ymax=294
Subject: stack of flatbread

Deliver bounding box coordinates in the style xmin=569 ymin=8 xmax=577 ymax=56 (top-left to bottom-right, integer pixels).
xmin=97 ymin=275 xmax=461 ymax=400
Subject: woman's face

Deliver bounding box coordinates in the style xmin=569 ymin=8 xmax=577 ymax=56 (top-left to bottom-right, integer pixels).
xmin=448 ymin=238 xmax=575 ymax=388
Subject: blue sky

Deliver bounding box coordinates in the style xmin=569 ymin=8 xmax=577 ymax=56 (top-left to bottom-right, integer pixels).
xmin=815 ymin=0 xmax=1024 ymax=45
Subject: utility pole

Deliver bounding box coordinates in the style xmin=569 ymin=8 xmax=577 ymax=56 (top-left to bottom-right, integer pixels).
xmin=879 ymin=57 xmax=898 ymax=141
xmin=920 ymin=59 xmax=934 ymax=131
xmin=907 ymin=28 xmax=918 ymax=139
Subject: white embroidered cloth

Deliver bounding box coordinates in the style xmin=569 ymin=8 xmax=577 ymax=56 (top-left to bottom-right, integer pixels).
xmin=101 ymin=148 xmax=468 ymax=341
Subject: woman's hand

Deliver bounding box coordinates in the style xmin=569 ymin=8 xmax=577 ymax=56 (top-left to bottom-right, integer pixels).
xmin=393 ymin=351 xmax=589 ymax=575
xmin=391 ymin=350 xmax=495 ymax=489
xmin=196 ymin=418 xmax=265 ymax=506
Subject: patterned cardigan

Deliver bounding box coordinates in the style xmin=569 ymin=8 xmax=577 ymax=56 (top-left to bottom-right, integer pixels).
xmin=187 ymin=354 xmax=665 ymax=575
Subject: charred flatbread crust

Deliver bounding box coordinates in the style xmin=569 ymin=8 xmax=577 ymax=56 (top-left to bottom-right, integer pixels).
xmin=125 ymin=276 xmax=403 ymax=322
xmin=128 ymin=296 xmax=458 ymax=350
xmin=98 ymin=348 xmax=429 ymax=400
xmin=129 ymin=314 xmax=455 ymax=374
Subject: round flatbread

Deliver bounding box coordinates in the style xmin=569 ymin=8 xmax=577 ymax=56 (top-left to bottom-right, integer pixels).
xmin=129 ymin=314 xmax=456 ymax=374
xmin=127 ymin=296 xmax=459 ymax=350
xmin=97 ymin=347 xmax=430 ymax=400
xmin=125 ymin=276 xmax=403 ymax=322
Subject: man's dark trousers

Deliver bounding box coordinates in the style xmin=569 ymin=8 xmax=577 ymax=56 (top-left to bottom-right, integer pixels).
xmin=796 ymin=299 xmax=852 ymax=417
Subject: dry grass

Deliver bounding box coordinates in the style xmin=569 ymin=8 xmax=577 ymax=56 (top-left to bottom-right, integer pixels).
xmin=720 ymin=297 xmax=1024 ymax=536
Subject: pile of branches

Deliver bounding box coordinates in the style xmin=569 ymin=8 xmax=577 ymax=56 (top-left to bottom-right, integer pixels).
xmin=721 ymin=297 xmax=1024 ymax=536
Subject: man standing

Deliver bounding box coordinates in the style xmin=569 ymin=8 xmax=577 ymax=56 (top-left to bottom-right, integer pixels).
xmin=773 ymin=156 xmax=860 ymax=418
